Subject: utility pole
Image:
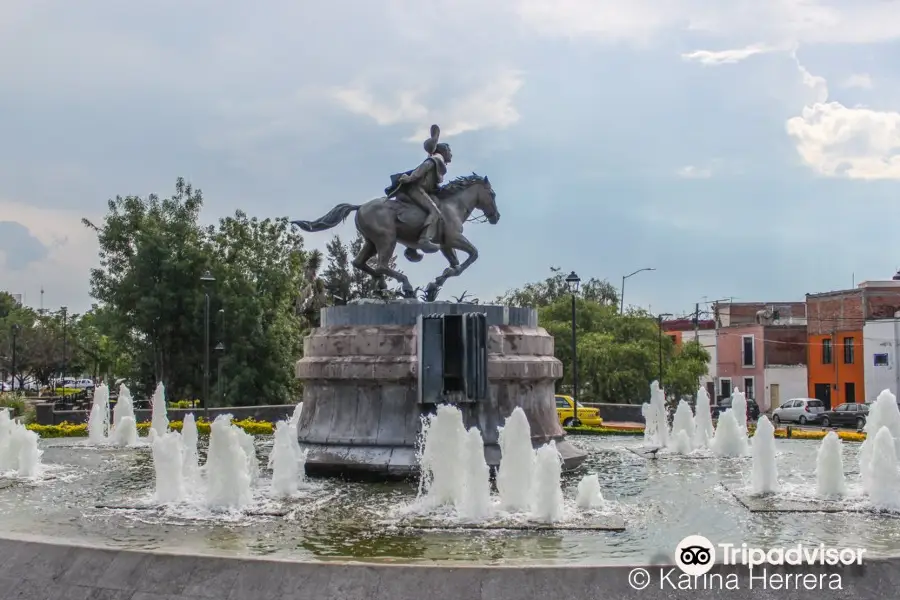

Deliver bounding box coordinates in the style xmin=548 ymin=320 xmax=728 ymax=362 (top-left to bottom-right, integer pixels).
xmin=693 ymin=303 xmax=700 ymax=336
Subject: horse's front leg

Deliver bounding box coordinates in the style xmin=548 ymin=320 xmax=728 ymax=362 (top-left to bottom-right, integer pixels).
xmin=432 ymin=235 xmax=478 ymax=289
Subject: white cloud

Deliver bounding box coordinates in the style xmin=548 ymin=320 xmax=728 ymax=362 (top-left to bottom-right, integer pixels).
xmin=0 ymin=200 xmax=99 ymax=313
xmin=843 ymin=73 xmax=873 ymax=89
xmin=681 ymin=44 xmax=776 ymax=66
xmin=676 ymin=165 xmax=713 ymax=178
xmin=514 ymin=0 xmax=686 ymax=43
xmin=331 ymin=70 xmax=525 ymax=140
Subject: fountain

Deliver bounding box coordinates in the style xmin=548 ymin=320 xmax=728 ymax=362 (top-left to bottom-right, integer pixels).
xmin=575 ymin=474 xmax=604 ymax=509
xmin=749 ymin=416 xmax=779 ymax=494
xmin=236 ymin=428 xmax=260 ymax=486
xmin=458 ymin=427 xmax=492 ymax=521
xmin=87 ymin=384 xmax=111 ymax=444
xmin=531 ymin=441 xmax=565 ymax=523
xmin=110 ymin=384 xmax=138 ymax=446
xmin=496 ymin=407 xmax=535 ymax=512
xmin=694 ymin=386 xmax=715 ymax=448
xmin=418 ymin=405 xmax=467 ymax=508
xmin=151 ymin=431 xmax=185 ymax=504
xmin=731 ymin=389 xmax=748 ymax=431
xmin=710 ymin=410 xmax=749 ymax=457
xmin=205 ymin=415 xmax=252 ymax=510
xmin=0 ymin=409 xmax=41 ymax=477
xmin=181 ymin=414 xmax=201 ymax=483
xmin=816 ymin=431 xmax=847 ymax=498
xmin=641 ymin=381 xmax=669 ymax=447
xmin=269 ymin=420 xmax=301 ymax=498
xmin=860 ymin=389 xmax=900 ymax=492
xmin=149 ymin=382 xmax=168 ymax=438
xmin=866 ymin=426 xmax=900 ymax=511
xmin=667 ymin=400 xmax=695 ymax=454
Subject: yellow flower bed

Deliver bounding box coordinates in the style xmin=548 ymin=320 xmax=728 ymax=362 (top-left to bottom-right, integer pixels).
xmin=27 ymin=417 xmax=275 ymax=438
xmin=567 ymin=424 xmax=866 ymax=443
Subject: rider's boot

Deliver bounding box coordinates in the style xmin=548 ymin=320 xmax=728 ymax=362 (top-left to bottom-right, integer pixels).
xmin=417 ymin=219 xmax=440 ymax=253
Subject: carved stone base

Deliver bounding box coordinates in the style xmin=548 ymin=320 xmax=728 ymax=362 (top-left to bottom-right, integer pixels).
xmin=295 ymin=302 xmax=587 ymax=478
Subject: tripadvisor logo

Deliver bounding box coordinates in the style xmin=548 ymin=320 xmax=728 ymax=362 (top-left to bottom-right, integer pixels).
xmin=674 ymin=535 xmax=715 ymax=576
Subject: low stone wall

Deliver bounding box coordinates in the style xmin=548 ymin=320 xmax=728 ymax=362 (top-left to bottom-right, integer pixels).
xmin=0 ymin=535 xmax=885 ymax=600
xmin=586 ymin=402 xmax=645 ymax=423
xmin=33 ymin=403 xmax=295 ymax=426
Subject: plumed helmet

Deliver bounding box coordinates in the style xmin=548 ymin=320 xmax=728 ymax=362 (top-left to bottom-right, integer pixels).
xmin=423 ymin=124 xmax=440 ymax=154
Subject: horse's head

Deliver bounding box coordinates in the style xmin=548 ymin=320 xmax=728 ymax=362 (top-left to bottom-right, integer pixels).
xmin=473 ymin=174 xmax=500 ymax=224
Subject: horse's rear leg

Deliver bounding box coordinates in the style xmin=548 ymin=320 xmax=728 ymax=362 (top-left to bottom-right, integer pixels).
xmin=373 ymin=240 xmax=415 ymax=298
xmin=351 ymin=238 xmax=386 ymax=290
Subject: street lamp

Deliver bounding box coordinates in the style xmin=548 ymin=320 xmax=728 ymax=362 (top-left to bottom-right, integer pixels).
xmin=60 ymin=306 xmax=68 ymax=382
xmin=620 ymin=268 xmax=655 ymax=315
xmin=215 ymin=308 xmax=225 ymax=408
xmin=565 ymin=271 xmax=581 ymax=427
xmin=10 ymin=324 xmax=20 ymax=391
xmin=657 ymin=312 xmax=673 ymax=392
xmin=200 ymin=270 xmax=216 ymax=421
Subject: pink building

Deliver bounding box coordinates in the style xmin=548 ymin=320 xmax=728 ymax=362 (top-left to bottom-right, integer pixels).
xmin=717 ymin=324 xmax=765 ymax=405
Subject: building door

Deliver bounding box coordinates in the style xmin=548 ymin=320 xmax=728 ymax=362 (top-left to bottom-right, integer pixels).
xmin=814 ymin=383 xmax=832 ymax=409
xmin=706 ymin=381 xmax=715 ymax=402
xmin=845 ymin=382 xmax=856 ymax=404
xmin=720 ymin=379 xmax=732 ymax=401
xmin=770 ymin=384 xmax=780 ymax=409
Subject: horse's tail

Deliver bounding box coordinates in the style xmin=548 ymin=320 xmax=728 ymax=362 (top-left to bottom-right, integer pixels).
xmin=291 ymin=203 xmax=359 ymax=233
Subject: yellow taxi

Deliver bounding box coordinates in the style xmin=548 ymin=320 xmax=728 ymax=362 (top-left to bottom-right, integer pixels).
xmin=555 ymin=395 xmax=603 ymax=427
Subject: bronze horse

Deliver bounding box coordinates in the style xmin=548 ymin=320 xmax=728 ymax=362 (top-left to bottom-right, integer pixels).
xmin=292 ymin=174 xmax=500 ymax=299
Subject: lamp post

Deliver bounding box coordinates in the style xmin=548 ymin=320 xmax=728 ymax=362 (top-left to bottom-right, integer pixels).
xmin=61 ymin=306 xmax=68 ymax=383
xmin=620 ymin=268 xmax=655 ymax=315
xmin=200 ymin=271 xmax=216 ymax=421
xmin=657 ymin=312 xmax=673 ymax=392
xmin=565 ymin=271 xmax=581 ymax=427
xmin=10 ymin=324 xmax=20 ymax=391
xmin=216 ymin=308 xmax=225 ymax=408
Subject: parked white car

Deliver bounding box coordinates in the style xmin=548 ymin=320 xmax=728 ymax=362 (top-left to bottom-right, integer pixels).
xmin=771 ymin=398 xmax=826 ymax=425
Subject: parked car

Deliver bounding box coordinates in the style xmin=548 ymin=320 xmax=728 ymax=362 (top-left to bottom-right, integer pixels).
xmin=555 ymin=395 xmax=603 ymax=427
xmin=73 ymin=378 xmax=95 ymax=390
xmin=771 ymin=398 xmax=826 ymax=425
xmin=820 ymin=403 xmax=868 ymax=429
xmin=710 ymin=396 xmax=760 ymax=421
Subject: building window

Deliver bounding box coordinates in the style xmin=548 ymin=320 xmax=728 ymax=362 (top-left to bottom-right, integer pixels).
xmin=719 ymin=378 xmax=732 ymax=400
xmin=822 ymin=338 xmax=832 ymax=365
xmin=742 ymin=335 xmax=754 ymax=367
xmin=875 ymin=353 xmax=890 ymax=367
xmin=743 ymin=377 xmax=754 ymax=400
xmin=843 ymin=337 xmax=854 ymax=364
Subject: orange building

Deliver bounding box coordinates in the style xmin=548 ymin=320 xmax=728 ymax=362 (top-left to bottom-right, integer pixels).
xmin=807 ymin=279 xmax=900 ymax=407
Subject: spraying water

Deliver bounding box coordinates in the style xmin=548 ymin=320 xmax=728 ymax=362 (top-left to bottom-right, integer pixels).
xmin=750 ymin=416 xmax=779 ymax=494
xmin=575 ymin=474 xmax=604 ymax=509
xmin=860 ymin=389 xmax=900 ymax=492
xmin=205 ymin=415 xmax=252 ymax=510
xmin=731 ymin=389 xmax=748 ymax=431
xmin=531 ymin=441 xmax=565 ymax=523
xmin=668 ymin=400 xmax=696 ymax=454
xmin=287 ymin=403 xmax=306 ymax=479
xmin=694 ymin=386 xmax=715 ymax=448
xmin=0 ymin=410 xmax=42 ymax=477
xmin=269 ymin=421 xmax=300 ymax=497
xmin=418 ymin=405 xmax=467 ymax=508
xmin=151 ymin=431 xmax=185 ymax=503
xmin=496 ymin=407 xmax=535 ymax=512
xmin=816 ymin=431 xmax=847 ymax=498
xmin=150 ymin=382 xmax=169 ymax=437
xmin=235 ymin=427 xmax=260 ymax=486
xmin=866 ymin=426 xmax=900 ymax=511
xmin=110 ymin=384 xmax=138 ymax=446
xmin=641 ymin=381 xmax=669 ymax=447
xmin=87 ymin=384 xmax=110 ymax=444
xmin=181 ymin=414 xmax=200 ymax=483
xmin=710 ymin=410 xmax=749 ymax=457
xmin=458 ymin=427 xmax=492 ymax=521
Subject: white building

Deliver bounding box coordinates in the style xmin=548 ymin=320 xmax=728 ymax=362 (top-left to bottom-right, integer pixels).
xmin=681 ymin=328 xmax=717 ymax=398
xmin=764 ymin=365 xmax=808 ymax=410
xmin=863 ymin=317 xmax=900 ymax=402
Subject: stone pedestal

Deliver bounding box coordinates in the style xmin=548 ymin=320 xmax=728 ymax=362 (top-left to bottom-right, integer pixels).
xmin=295 ymin=302 xmax=586 ymax=478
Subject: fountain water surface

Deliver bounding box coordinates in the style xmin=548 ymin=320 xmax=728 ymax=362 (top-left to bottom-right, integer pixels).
xmin=0 ymin=409 xmax=41 ymax=477
xmin=575 ymin=474 xmax=604 ymax=509
xmin=668 ymin=400 xmax=695 ymax=454
xmin=710 ymin=410 xmax=749 ymax=458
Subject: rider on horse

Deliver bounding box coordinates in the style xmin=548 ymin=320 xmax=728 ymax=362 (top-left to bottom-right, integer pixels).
xmin=384 ymin=124 xmax=452 ymax=254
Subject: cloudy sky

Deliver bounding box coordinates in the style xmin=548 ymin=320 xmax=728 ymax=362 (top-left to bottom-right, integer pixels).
xmin=3 ymin=0 xmax=900 ymax=318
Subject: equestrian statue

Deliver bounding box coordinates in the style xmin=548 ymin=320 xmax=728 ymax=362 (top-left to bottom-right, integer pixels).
xmin=291 ymin=124 xmax=500 ymax=300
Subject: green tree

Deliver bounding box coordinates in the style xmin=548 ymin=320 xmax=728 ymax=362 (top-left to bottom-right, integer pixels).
xmin=496 ymin=267 xmax=619 ymax=308
xmin=664 ymin=339 xmax=710 ymax=403
xmin=321 ymin=233 xmax=399 ymax=304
